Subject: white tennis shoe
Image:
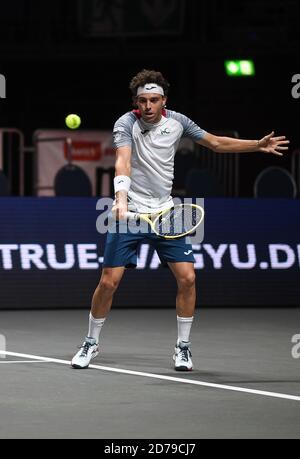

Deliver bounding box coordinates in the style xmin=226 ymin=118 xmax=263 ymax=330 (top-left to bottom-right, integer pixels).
xmin=71 ymin=337 xmax=99 ymax=369
xmin=173 ymin=341 xmax=193 ymax=371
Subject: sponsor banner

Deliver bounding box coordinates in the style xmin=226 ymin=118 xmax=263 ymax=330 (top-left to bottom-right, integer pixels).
xmin=35 ymin=129 xmax=115 ymax=196
xmin=63 ymin=141 xmax=104 ymax=162
xmin=0 ymin=198 xmax=299 ymax=308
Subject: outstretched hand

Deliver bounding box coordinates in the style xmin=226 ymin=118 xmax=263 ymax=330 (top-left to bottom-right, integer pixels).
xmin=258 ymin=131 xmax=290 ymax=156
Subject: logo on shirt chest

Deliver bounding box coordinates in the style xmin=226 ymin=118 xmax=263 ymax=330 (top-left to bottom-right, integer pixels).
xmin=139 ymin=127 xmax=171 ymax=137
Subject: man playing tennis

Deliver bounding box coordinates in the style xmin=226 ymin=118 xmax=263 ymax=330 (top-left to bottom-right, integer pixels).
xmin=72 ymin=69 xmax=289 ymax=371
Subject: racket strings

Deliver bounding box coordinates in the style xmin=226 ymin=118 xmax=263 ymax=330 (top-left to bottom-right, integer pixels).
xmin=154 ymin=205 xmax=201 ymax=237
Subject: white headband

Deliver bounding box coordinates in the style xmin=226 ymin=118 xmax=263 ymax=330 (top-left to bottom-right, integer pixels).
xmin=137 ymin=84 xmax=164 ymax=96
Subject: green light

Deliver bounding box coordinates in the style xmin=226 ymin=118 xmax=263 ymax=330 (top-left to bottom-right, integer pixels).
xmin=240 ymin=60 xmax=255 ymax=75
xmin=225 ymin=60 xmax=255 ymax=77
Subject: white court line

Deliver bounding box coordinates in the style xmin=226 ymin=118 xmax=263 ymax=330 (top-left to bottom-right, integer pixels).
xmin=0 ymin=360 xmax=52 ymax=364
xmin=1 ymin=350 xmax=300 ymax=402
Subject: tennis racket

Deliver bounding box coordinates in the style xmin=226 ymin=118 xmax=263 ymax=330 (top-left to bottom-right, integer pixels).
xmin=125 ymin=203 xmax=204 ymax=239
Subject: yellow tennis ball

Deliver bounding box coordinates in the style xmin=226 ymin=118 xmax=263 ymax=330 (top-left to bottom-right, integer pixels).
xmin=65 ymin=114 xmax=81 ymax=129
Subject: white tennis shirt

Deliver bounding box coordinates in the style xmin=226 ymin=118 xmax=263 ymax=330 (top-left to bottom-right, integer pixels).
xmin=113 ymin=109 xmax=206 ymax=213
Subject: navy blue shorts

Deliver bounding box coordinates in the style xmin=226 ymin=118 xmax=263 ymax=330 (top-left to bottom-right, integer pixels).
xmin=103 ymin=221 xmax=195 ymax=268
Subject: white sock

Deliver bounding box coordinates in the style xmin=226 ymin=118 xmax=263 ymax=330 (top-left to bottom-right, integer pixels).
xmin=87 ymin=313 xmax=106 ymax=343
xmin=177 ymin=316 xmax=194 ymax=344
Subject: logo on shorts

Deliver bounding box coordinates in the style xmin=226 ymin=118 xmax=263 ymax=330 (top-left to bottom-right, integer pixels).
xmin=184 ymin=250 xmax=193 ymax=255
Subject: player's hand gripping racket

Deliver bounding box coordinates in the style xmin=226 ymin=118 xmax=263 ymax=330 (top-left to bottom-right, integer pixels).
xmin=125 ymin=203 xmax=204 ymax=239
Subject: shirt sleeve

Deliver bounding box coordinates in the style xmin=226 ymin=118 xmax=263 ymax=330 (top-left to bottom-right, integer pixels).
xmin=166 ymin=110 xmax=207 ymax=141
xmin=112 ymin=113 xmax=135 ymax=148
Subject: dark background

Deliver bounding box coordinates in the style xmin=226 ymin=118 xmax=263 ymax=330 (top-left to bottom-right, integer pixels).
xmin=0 ymin=0 xmax=299 ymax=196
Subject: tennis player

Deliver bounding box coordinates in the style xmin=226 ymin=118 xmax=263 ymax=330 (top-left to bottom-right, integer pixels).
xmin=72 ymin=69 xmax=289 ymax=371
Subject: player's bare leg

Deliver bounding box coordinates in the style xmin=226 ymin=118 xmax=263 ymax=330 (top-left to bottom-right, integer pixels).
xmin=91 ymin=267 xmax=125 ymax=318
xmin=71 ymin=267 xmax=125 ymax=369
xmin=168 ymin=262 xmax=196 ymax=317
xmin=168 ymin=262 xmax=196 ymax=371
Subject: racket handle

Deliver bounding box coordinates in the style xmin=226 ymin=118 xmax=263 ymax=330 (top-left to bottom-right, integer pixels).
xmin=125 ymin=211 xmax=139 ymax=221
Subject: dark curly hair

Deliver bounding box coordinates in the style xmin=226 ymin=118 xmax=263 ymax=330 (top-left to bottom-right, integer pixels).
xmin=129 ymin=69 xmax=170 ymax=97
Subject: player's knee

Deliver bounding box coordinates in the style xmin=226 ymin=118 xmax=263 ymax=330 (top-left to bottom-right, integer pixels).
xmin=178 ymin=273 xmax=196 ymax=290
xmin=99 ymin=276 xmax=120 ymax=292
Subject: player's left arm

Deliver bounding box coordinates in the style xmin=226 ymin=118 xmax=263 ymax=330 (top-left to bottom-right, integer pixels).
xmin=197 ymin=131 xmax=290 ymax=156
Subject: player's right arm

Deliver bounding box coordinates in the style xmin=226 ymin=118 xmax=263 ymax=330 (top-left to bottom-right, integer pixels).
xmin=112 ymin=112 xmax=136 ymax=219
xmin=112 ymin=146 xmax=132 ymax=220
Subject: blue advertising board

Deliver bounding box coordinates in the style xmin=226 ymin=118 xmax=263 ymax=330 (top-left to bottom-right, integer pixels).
xmin=0 ymin=198 xmax=299 ymax=308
